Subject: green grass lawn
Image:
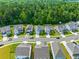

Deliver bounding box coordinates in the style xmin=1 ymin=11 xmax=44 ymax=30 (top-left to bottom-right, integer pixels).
xmin=72 ymin=29 xmax=78 ymax=33
xmin=50 ymin=30 xmax=61 ymax=38
xmin=48 ymin=43 xmax=53 ymax=59
xmin=0 ymin=41 xmax=36 ymax=59
xmin=64 ymin=31 xmax=72 ymax=37
xmin=39 ymin=29 xmax=46 ymax=38
xmin=77 ymin=29 xmax=79 ymax=34
xmin=10 ymin=25 xmax=15 ymax=38
xmin=0 ymin=42 xmax=21 ymax=59
xmin=10 ymin=43 xmax=21 ymax=59
xmin=0 ymin=33 xmax=2 ymax=41
xmin=75 ymin=40 xmax=79 ymax=44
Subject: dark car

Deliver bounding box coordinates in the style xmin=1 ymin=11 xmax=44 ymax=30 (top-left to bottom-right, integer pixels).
xmin=8 ymin=38 xmax=12 ymax=41
xmin=0 ymin=44 xmax=4 ymax=47
xmin=2 ymin=32 xmax=6 ymax=35
xmin=30 ymin=37 xmax=34 ymax=39
xmin=56 ymin=37 xmax=60 ymax=39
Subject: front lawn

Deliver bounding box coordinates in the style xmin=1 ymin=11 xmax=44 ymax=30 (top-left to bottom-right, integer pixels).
xmin=0 ymin=42 xmax=21 ymax=59
xmin=39 ymin=30 xmax=46 ymax=38
xmin=50 ymin=30 xmax=60 ymax=38
xmin=0 ymin=32 xmax=2 ymax=41
xmin=64 ymin=31 xmax=72 ymax=37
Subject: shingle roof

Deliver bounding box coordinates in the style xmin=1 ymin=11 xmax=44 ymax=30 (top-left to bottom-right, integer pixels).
xmin=0 ymin=26 xmax=10 ymax=32
xmin=57 ymin=25 xmax=68 ymax=32
xmin=51 ymin=42 xmax=59 ymax=56
xmin=26 ymin=25 xmax=33 ymax=32
xmin=66 ymin=43 xmax=74 ymax=52
xmin=34 ymin=44 xmax=50 ymax=59
xmin=67 ymin=42 xmax=79 ymax=55
xmin=45 ymin=25 xmax=51 ymax=33
xmin=68 ymin=22 xmax=78 ymax=30
xmin=14 ymin=25 xmax=23 ymax=29
xmin=51 ymin=42 xmax=65 ymax=57
xmin=16 ymin=43 xmax=31 ymax=57
xmin=73 ymin=46 xmax=79 ymax=54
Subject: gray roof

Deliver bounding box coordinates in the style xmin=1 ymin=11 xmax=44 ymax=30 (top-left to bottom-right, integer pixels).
xmin=0 ymin=26 xmax=10 ymax=32
xmin=0 ymin=27 xmax=6 ymax=32
xmin=26 ymin=25 xmax=33 ymax=32
xmin=26 ymin=25 xmax=33 ymax=28
xmin=45 ymin=25 xmax=51 ymax=33
xmin=56 ymin=48 xmax=65 ymax=57
xmin=66 ymin=43 xmax=75 ymax=52
xmin=34 ymin=44 xmax=50 ymax=59
xmin=73 ymin=46 xmax=79 ymax=54
xmin=35 ymin=25 xmax=44 ymax=34
xmin=35 ymin=25 xmax=44 ymax=31
xmin=51 ymin=42 xmax=65 ymax=57
xmin=67 ymin=42 xmax=79 ymax=55
xmin=16 ymin=43 xmax=31 ymax=57
xmin=14 ymin=25 xmax=23 ymax=29
xmin=68 ymin=22 xmax=77 ymax=30
xmin=57 ymin=25 xmax=68 ymax=32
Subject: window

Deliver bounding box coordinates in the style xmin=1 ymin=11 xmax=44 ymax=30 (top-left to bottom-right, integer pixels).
xmin=73 ymin=54 xmax=79 ymax=59
xmin=56 ymin=57 xmax=65 ymax=59
xmin=16 ymin=56 xmax=29 ymax=59
xmin=74 ymin=56 xmax=79 ymax=59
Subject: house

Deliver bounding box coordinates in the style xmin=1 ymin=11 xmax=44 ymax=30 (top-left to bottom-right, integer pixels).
xmin=64 ymin=42 xmax=79 ymax=59
xmin=68 ymin=22 xmax=78 ymax=31
xmin=5 ymin=26 xmax=11 ymax=36
xmin=57 ymin=25 xmax=68 ymax=34
xmin=26 ymin=25 xmax=33 ymax=34
xmin=15 ymin=43 xmax=31 ymax=59
xmin=0 ymin=26 xmax=11 ymax=37
xmin=76 ymin=21 xmax=79 ymax=29
xmin=51 ymin=42 xmax=66 ymax=59
xmin=34 ymin=44 xmax=50 ymax=59
xmin=35 ymin=25 xmax=44 ymax=35
xmin=45 ymin=25 xmax=52 ymax=35
xmin=14 ymin=25 xmax=23 ymax=35
xmin=0 ymin=27 xmax=6 ymax=37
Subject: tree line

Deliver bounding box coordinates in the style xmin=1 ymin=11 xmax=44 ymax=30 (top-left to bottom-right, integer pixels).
xmin=0 ymin=0 xmax=79 ymax=26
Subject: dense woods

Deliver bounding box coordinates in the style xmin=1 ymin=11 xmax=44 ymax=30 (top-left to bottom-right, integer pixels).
xmin=0 ymin=0 xmax=79 ymax=26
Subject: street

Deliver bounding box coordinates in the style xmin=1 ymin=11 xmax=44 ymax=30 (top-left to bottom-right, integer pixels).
xmin=0 ymin=34 xmax=79 ymax=47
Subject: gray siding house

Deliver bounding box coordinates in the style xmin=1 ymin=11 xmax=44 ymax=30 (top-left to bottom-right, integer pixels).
xmin=15 ymin=43 xmax=31 ymax=59
xmin=34 ymin=44 xmax=50 ymax=59
xmin=51 ymin=42 xmax=66 ymax=59
xmin=66 ymin=42 xmax=79 ymax=59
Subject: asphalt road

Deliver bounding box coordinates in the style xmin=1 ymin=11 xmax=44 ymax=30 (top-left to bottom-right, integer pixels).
xmin=0 ymin=34 xmax=79 ymax=47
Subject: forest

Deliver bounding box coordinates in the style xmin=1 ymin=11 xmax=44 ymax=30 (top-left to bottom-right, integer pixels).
xmin=0 ymin=0 xmax=79 ymax=26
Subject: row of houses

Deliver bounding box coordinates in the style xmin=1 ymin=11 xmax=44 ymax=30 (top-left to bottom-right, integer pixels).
xmin=0 ymin=25 xmax=23 ymax=37
xmin=0 ymin=21 xmax=79 ymax=38
xmin=16 ymin=43 xmax=50 ymax=59
xmin=0 ymin=25 xmax=53 ymax=37
xmin=56 ymin=21 xmax=79 ymax=34
xmin=15 ymin=41 xmax=79 ymax=59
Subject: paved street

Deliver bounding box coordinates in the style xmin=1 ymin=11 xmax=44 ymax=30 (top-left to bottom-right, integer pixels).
xmin=0 ymin=34 xmax=79 ymax=46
